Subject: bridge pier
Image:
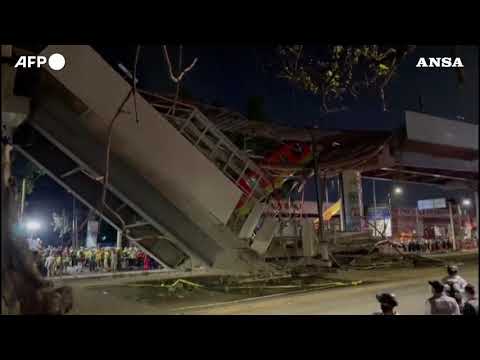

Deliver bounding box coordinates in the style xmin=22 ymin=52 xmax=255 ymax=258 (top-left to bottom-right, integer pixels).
xmin=340 ymin=170 xmax=364 ymax=232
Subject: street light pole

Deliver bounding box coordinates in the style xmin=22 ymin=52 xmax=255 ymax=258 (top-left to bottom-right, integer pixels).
xmin=19 ymin=178 xmax=26 ymax=224
xmin=372 ymin=178 xmax=377 ymax=236
xmin=448 ymin=201 xmax=456 ymax=251
xmin=311 ymin=132 xmax=324 ymax=245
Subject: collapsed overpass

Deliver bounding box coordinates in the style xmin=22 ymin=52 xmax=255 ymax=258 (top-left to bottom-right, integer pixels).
xmin=12 ymin=45 xmax=272 ymax=271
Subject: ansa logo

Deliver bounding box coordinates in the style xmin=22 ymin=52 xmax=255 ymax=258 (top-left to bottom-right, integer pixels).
xmin=416 ymin=57 xmax=464 ymax=68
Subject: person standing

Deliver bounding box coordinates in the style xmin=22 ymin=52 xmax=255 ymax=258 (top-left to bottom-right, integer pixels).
xmin=54 ymin=251 xmax=62 ymax=276
xmin=373 ymin=293 xmax=399 ymax=315
xmin=45 ymin=251 xmax=56 ymax=278
xmin=442 ymin=265 xmax=468 ymax=293
xmin=111 ymin=248 xmax=118 ymax=273
xmin=63 ymin=248 xmax=71 ymax=274
xmin=445 ymin=283 xmax=464 ymax=313
xmin=96 ymin=247 xmax=103 ymax=271
xmin=89 ymin=249 xmax=96 ymax=272
xmin=121 ymin=248 xmax=128 ymax=270
xmin=84 ymin=248 xmax=91 ymax=272
xmin=463 ymin=284 xmax=478 ymax=316
xmin=425 ymin=280 xmax=461 ymax=315
xmin=143 ymin=253 xmax=150 ymax=271
xmin=129 ymin=247 xmax=136 ymax=269
xmin=70 ymin=247 xmax=77 ymax=268
xmin=103 ymin=248 xmax=110 ymax=271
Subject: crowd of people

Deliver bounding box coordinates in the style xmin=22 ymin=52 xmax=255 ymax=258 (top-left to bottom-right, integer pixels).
xmin=373 ymin=265 xmax=478 ymax=316
xmin=35 ymin=246 xmax=158 ymax=277
xmin=398 ymin=238 xmax=454 ymax=253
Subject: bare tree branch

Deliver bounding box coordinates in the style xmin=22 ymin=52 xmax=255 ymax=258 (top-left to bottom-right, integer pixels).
xmin=133 ymin=45 xmax=141 ymax=124
xmin=162 ymin=45 xmax=198 ymax=83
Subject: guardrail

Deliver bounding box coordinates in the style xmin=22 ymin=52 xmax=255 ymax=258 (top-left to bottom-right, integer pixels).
xmin=140 ymin=90 xmax=271 ymax=203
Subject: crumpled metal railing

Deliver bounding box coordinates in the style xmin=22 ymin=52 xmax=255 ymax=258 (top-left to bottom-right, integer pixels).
xmin=139 ymin=90 xmax=271 ymax=203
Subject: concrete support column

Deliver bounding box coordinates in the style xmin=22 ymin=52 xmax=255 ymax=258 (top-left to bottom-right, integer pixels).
xmin=415 ymin=208 xmax=423 ymax=240
xmin=116 ymin=230 xmax=122 ymax=249
xmin=457 ymin=204 xmax=464 ymax=247
xmin=341 ymin=170 xmax=364 ymax=232
xmin=302 ymin=218 xmax=317 ymax=258
xmin=250 ymin=217 xmax=279 ymax=255
xmin=238 ymin=200 xmax=267 ymax=239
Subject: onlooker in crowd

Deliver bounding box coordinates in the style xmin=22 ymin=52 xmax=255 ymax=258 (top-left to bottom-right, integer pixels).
xmin=96 ymin=248 xmax=103 ymax=270
xmin=103 ymin=248 xmax=110 ymax=271
xmin=89 ymin=249 xmax=96 ymax=272
xmin=111 ymin=248 xmax=118 ymax=273
xmin=425 ymin=280 xmax=460 ymax=315
xmin=442 ymin=265 xmax=468 ymax=293
xmin=45 ymin=251 xmax=56 ymax=278
xmin=373 ymin=293 xmax=399 ymax=315
xmin=463 ymin=284 xmax=478 ymax=316
xmin=445 ymin=282 xmax=464 ymax=313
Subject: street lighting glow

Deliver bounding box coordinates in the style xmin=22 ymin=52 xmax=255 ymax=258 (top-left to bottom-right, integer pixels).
xmin=25 ymin=220 xmax=41 ymax=231
xmin=393 ymin=186 xmax=403 ymax=195
xmin=462 ymin=199 xmax=471 ymax=207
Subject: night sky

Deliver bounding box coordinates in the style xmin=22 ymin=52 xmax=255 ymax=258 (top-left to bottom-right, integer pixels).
xmin=16 ymin=45 xmax=478 ymax=245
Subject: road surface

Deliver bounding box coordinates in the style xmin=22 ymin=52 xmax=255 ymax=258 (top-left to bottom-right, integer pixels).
xmin=175 ymin=263 xmax=478 ymax=315
xmin=62 ymin=256 xmax=478 ymax=315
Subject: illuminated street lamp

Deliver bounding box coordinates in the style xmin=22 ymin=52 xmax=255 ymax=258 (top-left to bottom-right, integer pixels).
xmin=388 ymin=185 xmax=403 ymax=241
xmin=393 ymin=186 xmax=403 ymax=195
xmin=25 ymin=220 xmax=41 ymax=232
xmin=462 ymin=198 xmax=471 ymax=207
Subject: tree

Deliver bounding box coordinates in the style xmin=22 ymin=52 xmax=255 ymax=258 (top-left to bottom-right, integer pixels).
xmin=52 ymin=210 xmax=71 ymax=245
xmin=22 ymin=161 xmax=44 ymax=196
xmin=2 ymin=45 xmax=72 ymax=314
xmin=277 ymin=45 xmax=416 ymax=113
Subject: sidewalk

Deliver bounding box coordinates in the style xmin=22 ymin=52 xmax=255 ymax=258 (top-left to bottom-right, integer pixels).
xmin=50 ymin=268 xmax=170 ymax=282
xmin=424 ymin=249 xmax=478 ymax=258
xmin=51 ymin=267 xmax=244 ymax=286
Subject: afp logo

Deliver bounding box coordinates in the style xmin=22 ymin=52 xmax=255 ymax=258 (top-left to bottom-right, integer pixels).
xmin=14 ymin=53 xmax=66 ymax=71
xmin=416 ymin=57 xmax=464 ymax=68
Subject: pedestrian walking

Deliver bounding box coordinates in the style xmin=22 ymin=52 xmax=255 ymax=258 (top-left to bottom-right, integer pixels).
xmin=425 ymin=280 xmax=461 ymax=315
xmin=463 ymin=284 xmax=478 ymax=316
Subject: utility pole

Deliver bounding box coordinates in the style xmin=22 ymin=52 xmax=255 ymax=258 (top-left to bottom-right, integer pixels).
xmin=448 ymin=201 xmax=456 ymax=251
xmin=72 ymin=196 xmax=77 ymax=248
xmin=311 ymin=131 xmax=324 ymax=245
xmin=325 ymin=179 xmax=329 ymax=204
xmin=338 ymin=176 xmax=345 ymax=231
xmin=372 ymin=178 xmax=377 ymax=236
xmin=19 ymin=178 xmax=26 ymax=224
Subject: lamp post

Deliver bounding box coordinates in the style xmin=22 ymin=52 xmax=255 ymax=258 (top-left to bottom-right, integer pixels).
xmin=25 ymin=220 xmax=41 ymax=249
xmin=448 ymin=200 xmax=456 ymax=251
xmin=389 ymin=184 xmax=403 ymax=240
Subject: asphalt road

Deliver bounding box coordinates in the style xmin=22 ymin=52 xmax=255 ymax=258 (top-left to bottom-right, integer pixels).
xmin=176 ymin=263 xmax=478 ymax=315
